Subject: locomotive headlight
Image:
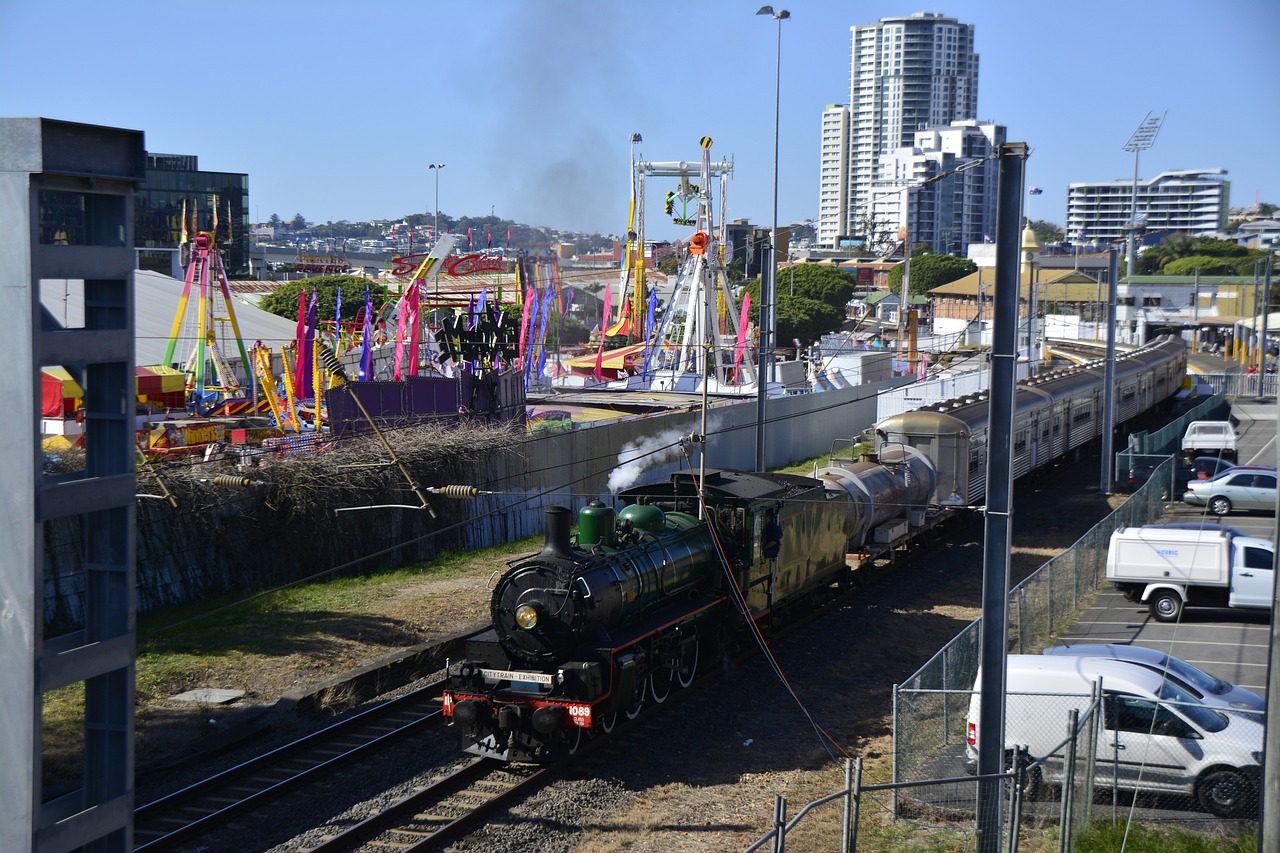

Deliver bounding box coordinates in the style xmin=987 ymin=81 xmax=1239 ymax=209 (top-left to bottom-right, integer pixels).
xmin=514 ymin=603 xmax=540 ymax=630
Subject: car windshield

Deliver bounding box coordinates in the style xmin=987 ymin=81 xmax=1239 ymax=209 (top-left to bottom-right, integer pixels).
xmin=1153 ymin=653 xmax=1227 ymax=696
xmin=1157 ymin=680 xmax=1227 ymax=732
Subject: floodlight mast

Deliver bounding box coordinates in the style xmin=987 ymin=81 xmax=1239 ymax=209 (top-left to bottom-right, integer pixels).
xmin=1121 ymin=111 xmax=1165 ymax=277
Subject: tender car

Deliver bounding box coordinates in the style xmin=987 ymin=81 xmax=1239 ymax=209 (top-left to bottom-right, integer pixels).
xmin=1043 ymin=643 xmax=1265 ymax=719
xmin=1183 ymin=466 xmax=1278 ymax=515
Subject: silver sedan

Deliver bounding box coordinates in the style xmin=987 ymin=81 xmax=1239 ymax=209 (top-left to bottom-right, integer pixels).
xmin=1183 ymin=468 xmax=1278 ymax=516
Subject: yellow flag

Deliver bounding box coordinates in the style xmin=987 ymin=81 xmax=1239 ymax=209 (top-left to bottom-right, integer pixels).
xmin=180 ymin=199 xmax=188 ymax=244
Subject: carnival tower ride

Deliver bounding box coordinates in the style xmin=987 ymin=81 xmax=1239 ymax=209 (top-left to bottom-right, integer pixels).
xmin=637 ymin=137 xmax=758 ymax=394
xmin=163 ymin=230 xmax=252 ymax=413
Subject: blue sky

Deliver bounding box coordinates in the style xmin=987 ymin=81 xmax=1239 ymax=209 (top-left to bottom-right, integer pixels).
xmin=3 ymin=0 xmax=1276 ymax=243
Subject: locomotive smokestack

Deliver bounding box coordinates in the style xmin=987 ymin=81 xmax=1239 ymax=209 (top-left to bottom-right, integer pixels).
xmin=540 ymin=506 xmax=575 ymax=560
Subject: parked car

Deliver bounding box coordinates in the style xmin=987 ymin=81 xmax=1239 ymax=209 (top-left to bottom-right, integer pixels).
xmin=1042 ymin=644 xmax=1264 ymax=719
xmin=965 ymin=655 xmax=1263 ymax=817
xmin=1183 ymin=467 xmax=1278 ymax=515
xmin=1127 ymin=456 xmax=1236 ymax=497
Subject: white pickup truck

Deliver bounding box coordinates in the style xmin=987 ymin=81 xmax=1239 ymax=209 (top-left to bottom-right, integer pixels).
xmin=1181 ymin=420 xmax=1238 ymax=460
xmin=1107 ymin=525 xmax=1274 ymax=622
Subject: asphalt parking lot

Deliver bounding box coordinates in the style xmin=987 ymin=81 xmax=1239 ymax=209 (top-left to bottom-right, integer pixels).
xmin=1053 ymin=400 xmax=1276 ymax=696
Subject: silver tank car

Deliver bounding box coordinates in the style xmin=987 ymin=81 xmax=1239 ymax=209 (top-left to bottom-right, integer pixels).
xmin=813 ymin=447 xmax=937 ymax=548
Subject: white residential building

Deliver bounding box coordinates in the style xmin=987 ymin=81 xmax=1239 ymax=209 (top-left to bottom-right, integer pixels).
xmin=818 ymin=104 xmax=850 ymax=248
xmin=870 ymin=119 xmax=1004 ymax=255
xmin=818 ymin=11 xmax=978 ymax=249
xmin=1066 ymin=169 xmax=1230 ymax=243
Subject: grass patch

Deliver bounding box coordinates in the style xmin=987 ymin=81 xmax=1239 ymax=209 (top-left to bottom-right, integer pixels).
xmin=1071 ymin=819 xmax=1257 ymax=852
xmin=45 ymin=534 xmax=545 ymax=782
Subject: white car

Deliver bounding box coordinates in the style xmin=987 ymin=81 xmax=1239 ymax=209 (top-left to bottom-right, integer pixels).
xmin=1043 ymin=643 xmax=1263 ymax=719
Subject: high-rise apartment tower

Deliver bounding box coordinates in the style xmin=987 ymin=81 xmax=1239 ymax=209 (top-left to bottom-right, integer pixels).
xmin=818 ymin=11 xmax=978 ymax=249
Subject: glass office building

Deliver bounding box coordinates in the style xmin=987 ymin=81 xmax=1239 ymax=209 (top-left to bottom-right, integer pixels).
xmin=136 ymin=153 xmax=249 ymax=276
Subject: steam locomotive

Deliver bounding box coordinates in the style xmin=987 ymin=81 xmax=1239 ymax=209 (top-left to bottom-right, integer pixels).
xmin=442 ymin=336 xmax=1188 ymax=761
xmin=443 ymin=454 xmax=937 ymax=761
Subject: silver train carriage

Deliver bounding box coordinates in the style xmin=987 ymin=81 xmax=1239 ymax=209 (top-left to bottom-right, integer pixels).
xmin=873 ymin=335 xmax=1187 ymax=505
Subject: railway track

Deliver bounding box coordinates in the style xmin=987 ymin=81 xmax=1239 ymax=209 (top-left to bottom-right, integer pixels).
xmin=132 ymin=683 xmax=445 ymax=850
xmin=304 ymin=758 xmax=546 ymax=852
xmin=130 ymin=513 xmax=947 ymax=851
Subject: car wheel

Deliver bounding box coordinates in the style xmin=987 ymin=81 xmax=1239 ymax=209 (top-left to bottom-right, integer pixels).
xmin=1209 ymin=496 xmax=1232 ymax=516
xmin=1150 ymin=591 xmax=1183 ymax=623
xmin=1196 ymin=768 xmax=1255 ymax=818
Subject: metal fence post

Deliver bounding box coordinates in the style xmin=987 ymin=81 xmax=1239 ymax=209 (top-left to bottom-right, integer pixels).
xmin=772 ymin=795 xmax=787 ymax=853
xmin=1084 ymin=683 xmax=1101 ymax=827
xmin=1007 ymin=745 xmax=1024 ymax=853
xmin=1057 ymin=708 xmax=1079 ymax=853
xmin=891 ymin=683 xmax=899 ymax=816
xmin=942 ymin=652 xmax=950 ymax=744
xmin=846 ymin=756 xmax=862 ymax=853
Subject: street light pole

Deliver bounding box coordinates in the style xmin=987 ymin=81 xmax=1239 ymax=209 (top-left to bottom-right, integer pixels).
xmin=755 ymin=4 xmax=789 ymax=473
xmin=428 ymin=163 xmax=445 ymax=245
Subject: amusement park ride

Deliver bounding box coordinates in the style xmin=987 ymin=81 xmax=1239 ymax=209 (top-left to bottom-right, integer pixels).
xmin=562 ymin=136 xmax=761 ymax=395
xmin=135 ymin=135 xmax=766 ymax=462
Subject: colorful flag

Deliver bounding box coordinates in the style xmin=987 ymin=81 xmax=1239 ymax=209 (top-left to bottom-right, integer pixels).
xmin=467 ymin=227 xmax=473 ymax=249
xmin=297 ymin=290 xmax=317 ymax=401
xmin=180 ymin=199 xmax=188 ymax=244
xmin=226 ymin=198 xmax=233 ymax=241
xmin=487 ymin=228 xmax=492 ymax=249
xmin=593 ymin=282 xmax=612 ymax=382
xmin=732 ymin=293 xmax=752 ymax=384
xmin=641 ymin=287 xmax=660 ymax=378
xmin=359 ymin=285 xmax=373 ymax=380
xmin=1028 ymin=187 xmax=1043 ymax=195
xmin=506 ymin=228 xmax=511 ymax=249
xmin=293 ymin=287 xmax=308 ymax=394
xmin=518 ymin=283 xmax=536 ymax=374
xmin=406 ymin=279 xmax=421 ymax=377
xmin=334 ymin=286 xmax=343 ymax=353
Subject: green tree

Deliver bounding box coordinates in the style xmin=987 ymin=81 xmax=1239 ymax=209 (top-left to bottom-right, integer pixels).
xmin=776 ymin=263 xmax=857 ymax=306
xmin=887 ymin=252 xmax=976 ymax=298
xmin=1138 ymin=235 xmax=1267 ymax=275
xmin=290 ymin=213 xmax=308 ymax=231
xmin=741 ymin=266 xmax=854 ymax=346
xmin=1030 ymin=219 xmax=1064 ymax=243
xmin=268 ymin=213 xmax=282 ymax=228
xmin=258 ymin=276 xmax=388 ymax=322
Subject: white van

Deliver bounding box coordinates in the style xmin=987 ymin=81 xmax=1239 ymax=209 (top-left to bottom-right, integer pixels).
xmin=1042 ymin=644 xmax=1265 ymax=719
xmin=965 ymin=655 xmax=1262 ymax=817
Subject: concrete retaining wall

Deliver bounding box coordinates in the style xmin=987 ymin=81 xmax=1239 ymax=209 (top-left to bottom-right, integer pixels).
xmin=44 ymin=380 xmax=903 ymax=624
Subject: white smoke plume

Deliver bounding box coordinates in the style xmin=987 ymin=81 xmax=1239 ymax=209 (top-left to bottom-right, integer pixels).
xmin=606 ymin=423 xmax=695 ymax=493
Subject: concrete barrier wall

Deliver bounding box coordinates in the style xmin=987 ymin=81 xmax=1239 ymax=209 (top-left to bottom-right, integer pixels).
xmin=44 ymin=380 xmax=901 ymax=624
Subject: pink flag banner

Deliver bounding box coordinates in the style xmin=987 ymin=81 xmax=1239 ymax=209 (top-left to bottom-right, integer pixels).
xmin=406 ymin=279 xmax=422 ymax=377
xmin=393 ymin=290 xmax=410 ymax=381
xmin=593 ymin=282 xmax=612 ymax=382
xmin=732 ymin=292 xmax=752 ymax=384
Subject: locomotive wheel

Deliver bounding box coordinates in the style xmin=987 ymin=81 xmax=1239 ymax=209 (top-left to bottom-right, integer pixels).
xmin=625 ymin=678 xmax=647 ymax=719
xmin=676 ymin=632 xmax=700 ymax=689
xmin=600 ymin=712 xmax=618 ymax=734
xmin=563 ymin=724 xmax=584 ymax=754
xmin=650 ymin=662 xmax=674 ymax=704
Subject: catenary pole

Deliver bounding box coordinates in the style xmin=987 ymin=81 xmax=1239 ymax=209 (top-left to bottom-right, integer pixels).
xmin=975 ymin=141 xmax=1028 ymax=853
